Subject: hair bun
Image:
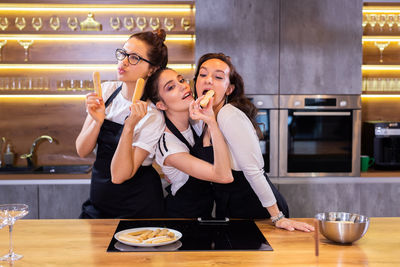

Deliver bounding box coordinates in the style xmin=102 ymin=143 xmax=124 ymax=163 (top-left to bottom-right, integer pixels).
xmin=154 ymin=29 xmax=166 ymax=42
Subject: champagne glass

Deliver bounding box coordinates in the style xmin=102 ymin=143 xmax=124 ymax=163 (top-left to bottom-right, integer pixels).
xmin=362 ymin=15 xmax=367 ymax=31
xmin=181 ymin=17 xmax=191 ymax=31
xmin=123 ymin=17 xmax=134 ymax=31
xmin=136 ymin=17 xmax=147 ymax=31
xmin=164 ymin=17 xmax=175 ymax=31
xmin=32 ymin=17 xmax=43 ymax=31
xmin=15 ymin=17 xmax=26 ymax=31
xmin=0 ymin=204 xmax=29 ymax=261
xmin=18 ymin=40 xmax=34 ymax=62
xmin=149 ymin=17 xmax=160 ymax=30
xmin=0 ymin=40 xmax=7 ymax=62
xmin=0 ymin=17 xmax=9 ymax=31
xmin=374 ymin=41 xmax=389 ymax=63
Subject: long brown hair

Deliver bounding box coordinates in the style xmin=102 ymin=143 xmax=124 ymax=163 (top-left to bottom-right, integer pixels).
xmin=194 ymin=53 xmax=262 ymax=139
xmin=129 ymin=29 xmax=168 ymax=69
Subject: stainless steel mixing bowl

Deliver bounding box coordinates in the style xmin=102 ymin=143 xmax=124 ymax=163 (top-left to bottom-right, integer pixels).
xmin=315 ymin=212 xmax=370 ymax=244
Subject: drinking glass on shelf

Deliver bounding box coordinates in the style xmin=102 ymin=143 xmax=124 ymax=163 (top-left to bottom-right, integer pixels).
xmin=367 ymin=14 xmax=378 ymax=31
xmin=15 ymin=17 xmax=26 ymax=31
xmin=374 ymin=41 xmax=389 ymax=63
xmin=181 ymin=17 xmax=191 ymax=31
xmin=18 ymin=40 xmax=34 ymax=62
xmin=136 ymin=17 xmax=147 ymax=31
xmin=0 ymin=40 xmax=7 ymax=62
xmin=387 ymin=15 xmax=395 ymax=32
xmin=149 ymin=17 xmax=160 ymax=31
xmin=378 ymin=14 xmax=386 ymax=32
xmin=123 ymin=17 xmax=134 ymax=31
xmin=32 ymin=17 xmax=43 ymax=31
xmin=0 ymin=17 xmax=9 ymax=31
xmin=164 ymin=17 xmax=175 ymax=31
xmin=0 ymin=204 xmax=29 ymax=261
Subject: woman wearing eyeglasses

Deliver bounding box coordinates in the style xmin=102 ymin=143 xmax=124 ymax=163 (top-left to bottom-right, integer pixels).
xmin=76 ymin=30 xmax=167 ymax=219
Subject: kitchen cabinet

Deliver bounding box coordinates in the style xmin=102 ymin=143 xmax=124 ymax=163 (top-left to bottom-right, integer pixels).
xmin=38 ymin=184 xmax=90 ymax=219
xmin=0 ymin=184 xmax=39 ymax=219
xmin=362 ymin=3 xmax=400 ymax=95
xmin=0 ymin=0 xmax=195 ymax=94
xmin=280 ymin=0 xmax=363 ymax=95
xmin=195 ymin=0 xmax=279 ymax=94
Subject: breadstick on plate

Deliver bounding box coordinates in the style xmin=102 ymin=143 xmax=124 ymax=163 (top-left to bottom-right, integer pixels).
xmin=127 ymin=230 xmax=147 ymax=236
xmin=200 ymin=90 xmax=215 ymax=108
xmin=119 ymin=234 xmax=142 ymax=243
xmin=146 ymin=236 xmax=175 ymax=244
xmin=156 ymin=228 xmax=169 ymax=237
xmin=132 ymin=78 xmax=145 ymax=102
xmin=92 ymin=71 xmax=102 ymax=98
xmin=147 ymin=229 xmax=161 ymax=239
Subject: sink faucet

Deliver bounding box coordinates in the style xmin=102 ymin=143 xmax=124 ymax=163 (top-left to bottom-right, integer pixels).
xmin=20 ymin=135 xmax=54 ymax=168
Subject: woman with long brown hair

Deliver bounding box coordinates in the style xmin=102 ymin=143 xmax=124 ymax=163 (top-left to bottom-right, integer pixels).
xmin=194 ymin=53 xmax=314 ymax=231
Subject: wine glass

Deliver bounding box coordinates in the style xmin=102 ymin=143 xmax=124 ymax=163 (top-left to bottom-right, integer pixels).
xmin=49 ymin=16 xmax=60 ymax=31
xmin=0 ymin=40 xmax=7 ymax=62
xmin=387 ymin=14 xmax=395 ymax=32
xmin=149 ymin=17 xmax=160 ymax=30
xmin=164 ymin=17 xmax=175 ymax=31
xmin=0 ymin=17 xmax=9 ymax=31
xmin=15 ymin=17 xmax=26 ymax=31
xmin=0 ymin=204 xmax=29 ymax=261
xmin=32 ymin=17 xmax=43 ymax=31
xmin=109 ymin=17 xmax=121 ymax=31
xmin=181 ymin=17 xmax=191 ymax=31
xmin=136 ymin=17 xmax=147 ymax=31
xmin=17 ymin=40 xmax=34 ymax=62
xmin=67 ymin=17 xmax=79 ymax=31
xmin=123 ymin=17 xmax=134 ymax=31
xmin=378 ymin=14 xmax=386 ymax=32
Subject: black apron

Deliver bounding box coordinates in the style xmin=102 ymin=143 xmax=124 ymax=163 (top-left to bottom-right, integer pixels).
xmin=213 ymin=171 xmax=289 ymax=219
xmin=163 ymin=115 xmax=214 ymax=218
xmin=80 ymin=86 xmax=164 ymax=219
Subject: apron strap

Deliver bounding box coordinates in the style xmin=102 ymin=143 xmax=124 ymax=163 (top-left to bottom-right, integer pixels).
xmin=104 ymin=84 xmax=123 ymax=108
xmin=164 ymin=112 xmax=198 ymax=153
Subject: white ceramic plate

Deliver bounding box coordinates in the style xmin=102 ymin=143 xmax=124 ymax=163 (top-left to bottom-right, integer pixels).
xmin=114 ymin=227 xmax=182 ymax=247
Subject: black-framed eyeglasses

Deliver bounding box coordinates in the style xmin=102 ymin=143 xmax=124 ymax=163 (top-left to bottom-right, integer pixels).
xmin=115 ymin=48 xmax=155 ymax=66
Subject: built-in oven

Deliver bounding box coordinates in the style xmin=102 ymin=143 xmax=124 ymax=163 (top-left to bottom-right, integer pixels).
xmin=247 ymin=95 xmax=279 ymax=177
xmin=279 ymin=95 xmax=361 ymax=177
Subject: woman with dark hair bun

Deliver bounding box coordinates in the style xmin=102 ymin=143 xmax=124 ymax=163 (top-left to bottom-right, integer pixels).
xmin=76 ymin=29 xmax=168 ymax=219
xmin=194 ymin=53 xmax=314 ymax=232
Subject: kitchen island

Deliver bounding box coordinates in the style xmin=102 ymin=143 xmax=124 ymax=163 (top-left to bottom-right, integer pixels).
xmin=0 ymin=218 xmax=398 ymax=266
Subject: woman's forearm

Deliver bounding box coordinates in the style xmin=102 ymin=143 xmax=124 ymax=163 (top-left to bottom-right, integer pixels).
xmin=208 ymin=121 xmax=233 ymax=183
xmin=111 ymin=125 xmax=135 ymax=184
xmin=76 ymin=116 xmax=102 ymax=158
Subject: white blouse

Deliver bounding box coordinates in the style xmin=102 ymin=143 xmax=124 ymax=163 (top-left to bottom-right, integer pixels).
xmin=155 ymin=121 xmax=202 ymax=195
xmin=101 ymin=81 xmax=165 ymax=166
xmin=217 ymin=104 xmax=276 ymax=207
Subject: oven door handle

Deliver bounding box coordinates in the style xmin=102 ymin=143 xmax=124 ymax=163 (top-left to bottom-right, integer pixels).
xmin=293 ymin=111 xmax=351 ymax=116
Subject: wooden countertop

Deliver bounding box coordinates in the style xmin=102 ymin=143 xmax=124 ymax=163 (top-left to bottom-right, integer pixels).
xmin=0 ymin=218 xmax=398 ymax=266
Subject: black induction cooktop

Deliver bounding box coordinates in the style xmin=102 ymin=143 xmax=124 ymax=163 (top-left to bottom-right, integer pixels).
xmin=107 ymin=219 xmax=272 ymax=252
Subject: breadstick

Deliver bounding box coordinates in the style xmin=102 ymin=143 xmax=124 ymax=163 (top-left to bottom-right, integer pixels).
xmin=146 ymin=236 xmax=175 ymax=244
xmin=199 ymin=90 xmax=215 ymax=108
xmin=156 ymin=229 xmax=169 ymax=237
xmin=167 ymin=231 xmax=175 ymax=238
xmin=138 ymin=230 xmax=153 ymax=240
xmin=92 ymin=71 xmax=102 ymax=98
xmin=147 ymin=229 xmax=161 ymax=239
xmin=132 ymin=78 xmax=145 ymax=102
xmin=127 ymin=230 xmax=147 ymax=236
xmin=119 ymin=234 xmax=142 ymax=243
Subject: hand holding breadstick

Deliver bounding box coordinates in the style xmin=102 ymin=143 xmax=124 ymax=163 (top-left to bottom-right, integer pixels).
xmin=92 ymin=71 xmax=102 ymax=98
xmin=199 ymin=90 xmax=215 ymax=108
xmin=132 ymin=78 xmax=145 ymax=102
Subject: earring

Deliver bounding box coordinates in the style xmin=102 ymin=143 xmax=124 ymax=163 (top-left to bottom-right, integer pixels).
xmin=225 ymin=95 xmax=229 ymax=105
